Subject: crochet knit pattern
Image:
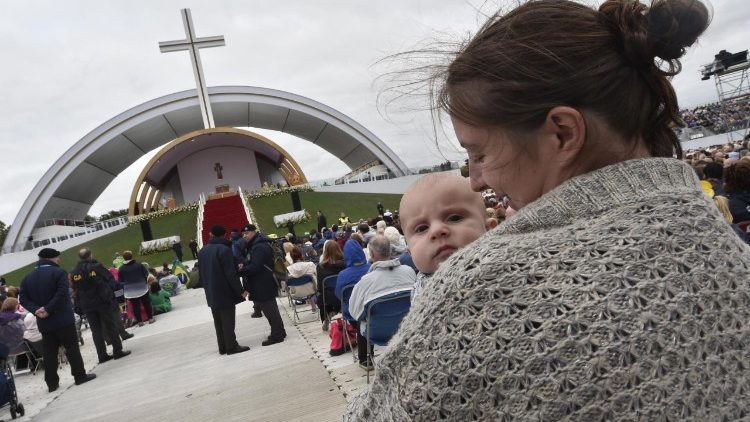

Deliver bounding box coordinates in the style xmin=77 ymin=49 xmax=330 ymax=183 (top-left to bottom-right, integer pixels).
xmin=345 ymin=158 xmax=750 ymax=421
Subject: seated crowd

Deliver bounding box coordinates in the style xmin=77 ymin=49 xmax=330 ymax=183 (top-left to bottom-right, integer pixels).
xmin=274 ymin=172 xmax=499 ymax=369
xmin=676 ymin=97 xmax=750 ymax=135
xmin=685 ymin=138 xmax=750 ymax=241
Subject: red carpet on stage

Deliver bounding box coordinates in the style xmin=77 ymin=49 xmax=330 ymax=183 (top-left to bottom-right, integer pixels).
xmin=201 ymin=194 xmax=250 ymax=244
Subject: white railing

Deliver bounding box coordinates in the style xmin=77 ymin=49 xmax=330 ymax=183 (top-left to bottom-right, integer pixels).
xmin=1 ymin=216 xmax=129 ymax=255
xmin=237 ymin=186 xmax=253 ymax=225
xmin=196 ymin=193 xmax=206 ymax=249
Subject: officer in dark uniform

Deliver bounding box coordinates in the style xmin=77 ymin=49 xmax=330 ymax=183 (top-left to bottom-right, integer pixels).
xmin=69 ymin=247 xmax=132 ymax=364
xmin=19 ymin=248 xmax=95 ymax=392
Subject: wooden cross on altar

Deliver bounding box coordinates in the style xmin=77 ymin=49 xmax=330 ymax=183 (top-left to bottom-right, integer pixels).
xmin=159 ymin=8 xmax=225 ymax=129
xmin=214 ymin=162 xmax=223 ymax=179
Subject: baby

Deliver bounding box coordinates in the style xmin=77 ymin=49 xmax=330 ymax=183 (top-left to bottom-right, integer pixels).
xmin=399 ymin=173 xmax=496 ymax=298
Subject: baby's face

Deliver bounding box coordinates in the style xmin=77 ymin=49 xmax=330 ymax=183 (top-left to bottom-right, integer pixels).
xmin=401 ymin=180 xmax=487 ymax=274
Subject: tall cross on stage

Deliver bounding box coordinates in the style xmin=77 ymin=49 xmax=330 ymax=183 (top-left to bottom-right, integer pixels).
xmin=159 ymin=8 xmax=225 ymax=129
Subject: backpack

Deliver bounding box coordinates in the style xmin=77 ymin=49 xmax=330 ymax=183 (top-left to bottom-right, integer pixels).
xmin=329 ymin=318 xmax=357 ymax=356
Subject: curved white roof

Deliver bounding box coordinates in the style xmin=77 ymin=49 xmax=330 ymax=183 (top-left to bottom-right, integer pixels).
xmin=4 ymin=86 xmax=408 ymax=252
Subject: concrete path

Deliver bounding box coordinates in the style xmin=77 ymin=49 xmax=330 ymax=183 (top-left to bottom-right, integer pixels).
xmin=4 ymin=286 xmax=371 ymax=422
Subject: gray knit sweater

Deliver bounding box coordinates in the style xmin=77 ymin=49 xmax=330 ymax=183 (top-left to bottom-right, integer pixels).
xmin=345 ymin=158 xmax=750 ymax=421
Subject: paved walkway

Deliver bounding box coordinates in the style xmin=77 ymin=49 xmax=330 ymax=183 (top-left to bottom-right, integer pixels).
xmin=4 ymin=285 xmax=375 ymax=421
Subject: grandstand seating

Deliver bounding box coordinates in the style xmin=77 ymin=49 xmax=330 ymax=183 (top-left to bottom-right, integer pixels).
xmin=200 ymin=194 xmax=249 ymax=244
xmin=677 ymin=96 xmax=749 ymax=140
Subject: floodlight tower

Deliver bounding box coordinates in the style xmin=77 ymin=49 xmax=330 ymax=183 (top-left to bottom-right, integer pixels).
xmin=700 ymin=49 xmax=750 ymax=141
xmin=701 ymin=49 xmax=750 ymax=102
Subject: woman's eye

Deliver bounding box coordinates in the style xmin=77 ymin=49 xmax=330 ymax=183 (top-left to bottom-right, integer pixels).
xmin=447 ymin=215 xmax=464 ymax=222
xmin=414 ymin=225 xmax=428 ymax=233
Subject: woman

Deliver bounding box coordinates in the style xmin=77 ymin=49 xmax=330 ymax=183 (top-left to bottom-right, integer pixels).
xmin=0 ymin=298 xmax=25 ymax=355
xmin=117 ymin=251 xmax=155 ymax=326
xmin=282 ymin=242 xmax=296 ymax=266
xmin=23 ymin=310 xmax=44 ymax=367
xmin=724 ymin=160 xmax=750 ymax=223
xmin=149 ymin=282 xmax=172 ymax=314
xmin=286 ymin=247 xmax=318 ymax=313
xmin=345 ymin=1 xmax=747 ymax=420
xmin=316 ymin=240 xmax=345 ymax=330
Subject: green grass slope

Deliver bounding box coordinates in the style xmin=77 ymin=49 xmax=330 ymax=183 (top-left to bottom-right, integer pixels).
xmin=249 ymin=191 xmax=403 ymax=237
xmin=4 ymin=209 xmax=198 ymax=285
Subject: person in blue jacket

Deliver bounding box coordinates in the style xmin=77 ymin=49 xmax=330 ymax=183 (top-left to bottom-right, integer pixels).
xmin=335 ymin=240 xmax=371 ymax=321
xmin=334 ymin=240 xmax=372 ymax=366
xmin=19 ymin=248 xmax=96 ymax=392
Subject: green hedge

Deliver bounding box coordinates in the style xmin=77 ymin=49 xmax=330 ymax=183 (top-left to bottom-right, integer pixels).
xmin=3 ymin=209 xmax=198 ymax=286
xmin=249 ymin=191 xmax=403 ymax=237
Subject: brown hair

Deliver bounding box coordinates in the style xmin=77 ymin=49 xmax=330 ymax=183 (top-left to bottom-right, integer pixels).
xmin=725 ymin=161 xmax=750 ymax=194
xmin=1 ymin=297 xmax=18 ymax=313
xmin=321 ymin=240 xmax=344 ymax=266
xmin=122 ymin=250 xmax=134 ymax=260
xmin=438 ymin=0 xmax=709 ymax=158
xmin=290 ymin=247 xmax=304 ymax=263
xmin=350 ymin=233 xmax=365 ymax=248
xmin=5 ymin=286 xmax=19 ymax=298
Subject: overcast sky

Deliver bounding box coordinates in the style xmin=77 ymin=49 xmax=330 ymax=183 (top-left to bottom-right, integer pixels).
xmin=1 ymin=0 xmax=748 ymax=225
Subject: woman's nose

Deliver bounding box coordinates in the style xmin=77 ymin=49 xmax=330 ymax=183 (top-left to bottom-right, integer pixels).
xmin=469 ymin=165 xmax=487 ymax=192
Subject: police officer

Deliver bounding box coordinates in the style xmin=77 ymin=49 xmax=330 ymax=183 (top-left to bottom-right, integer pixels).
xmin=70 ymin=247 xmax=131 ymax=364
xmin=20 ymin=248 xmax=95 ymax=392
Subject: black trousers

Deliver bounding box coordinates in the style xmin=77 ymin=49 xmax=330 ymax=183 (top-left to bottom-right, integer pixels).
xmin=256 ymin=299 xmax=285 ymax=340
xmin=41 ymin=324 xmax=87 ymax=388
xmin=318 ymin=288 xmax=341 ymax=323
xmin=86 ymin=306 xmax=123 ymax=360
xmin=128 ymin=294 xmax=153 ymax=322
xmin=211 ymin=307 xmax=239 ymax=354
xmin=111 ymin=302 xmax=130 ymax=339
xmin=353 ymin=321 xmax=374 ymax=364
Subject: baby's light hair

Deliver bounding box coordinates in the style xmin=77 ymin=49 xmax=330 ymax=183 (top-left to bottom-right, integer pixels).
xmin=400 ymin=173 xmax=484 ymax=228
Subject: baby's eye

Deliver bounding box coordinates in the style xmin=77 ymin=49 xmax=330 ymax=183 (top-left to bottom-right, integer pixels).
xmin=447 ymin=214 xmax=465 ymax=222
xmin=414 ymin=224 xmax=429 ymax=233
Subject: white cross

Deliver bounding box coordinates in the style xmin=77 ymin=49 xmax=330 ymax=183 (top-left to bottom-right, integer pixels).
xmin=159 ymin=8 xmax=225 ymax=129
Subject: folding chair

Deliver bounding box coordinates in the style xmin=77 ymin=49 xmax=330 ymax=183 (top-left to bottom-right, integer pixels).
xmin=321 ymin=275 xmax=339 ymax=325
xmin=340 ymin=284 xmax=358 ymax=362
xmin=363 ymin=290 xmax=412 ymax=383
xmin=286 ymin=275 xmax=317 ymax=324
xmin=22 ymin=341 xmax=43 ymax=375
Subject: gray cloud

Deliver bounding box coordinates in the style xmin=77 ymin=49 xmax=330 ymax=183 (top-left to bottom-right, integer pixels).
xmin=1 ymin=0 xmax=747 ymax=224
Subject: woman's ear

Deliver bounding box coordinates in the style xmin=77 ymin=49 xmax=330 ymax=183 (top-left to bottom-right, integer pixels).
xmin=485 ymin=217 xmax=498 ymax=230
xmin=541 ymin=106 xmax=586 ymax=162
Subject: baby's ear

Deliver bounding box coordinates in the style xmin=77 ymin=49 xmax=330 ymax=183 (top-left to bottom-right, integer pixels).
xmin=485 ymin=218 xmax=498 ymax=230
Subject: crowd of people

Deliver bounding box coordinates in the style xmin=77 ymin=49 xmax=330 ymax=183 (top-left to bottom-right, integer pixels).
xmin=0 ymin=245 xmax=190 ymax=394
xmin=5 ymin=0 xmax=750 ymax=418
xmin=220 ymin=172 xmax=498 ymax=371
xmin=685 ymin=138 xmax=750 ymax=240
xmin=677 ymin=96 xmax=750 ymax=135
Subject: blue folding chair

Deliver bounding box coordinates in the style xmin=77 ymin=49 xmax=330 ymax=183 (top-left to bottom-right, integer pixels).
xmin=321 ymin=275 xmax=339 ymax=325
xmin=363 ymin=290 xmax=412 ymax=383
xmin=286 ymin=275 xmax=316 ymax=324
xmin=340 ymin=284 xmax=358 ymax=362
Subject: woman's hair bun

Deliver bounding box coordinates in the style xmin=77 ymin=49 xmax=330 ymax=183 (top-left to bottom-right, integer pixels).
xmin=600 ymin=0 xmax=710 ymax=68
xmin=647 ymin=0 xmax=711 ymax=60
